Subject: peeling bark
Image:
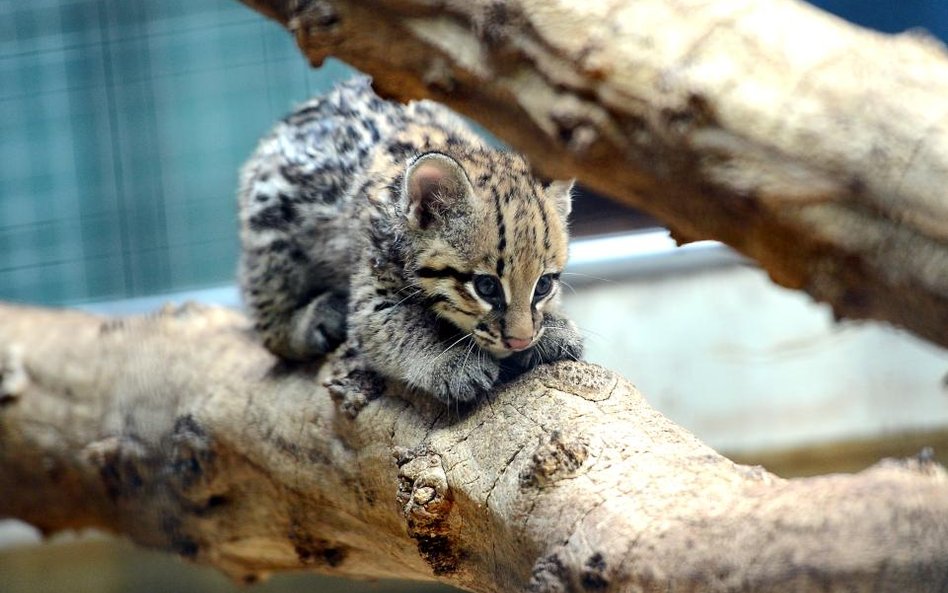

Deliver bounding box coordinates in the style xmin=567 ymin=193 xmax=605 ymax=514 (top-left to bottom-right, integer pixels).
xmin=238 ymin=0 xmax=948 ymax=348
xmin=1 ymin=303 xmax=946 ymax=592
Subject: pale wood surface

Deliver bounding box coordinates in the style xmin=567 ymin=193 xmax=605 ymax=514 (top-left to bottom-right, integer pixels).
xmin=1 ymin=303 xmax=946 ymax=591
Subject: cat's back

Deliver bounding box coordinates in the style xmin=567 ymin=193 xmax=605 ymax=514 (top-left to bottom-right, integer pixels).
xmin=238 ymin=77 xmax=408 ymax=217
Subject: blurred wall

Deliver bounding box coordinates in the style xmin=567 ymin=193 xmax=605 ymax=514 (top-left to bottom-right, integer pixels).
xmin=1 ymin=0 xmax=354 ymax=305
xmin=563 ymin=251 xmax=948 ymax=453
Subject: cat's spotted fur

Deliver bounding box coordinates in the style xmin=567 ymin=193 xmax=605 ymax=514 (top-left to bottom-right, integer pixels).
xmin=238 ymin=77 xmax=583 ymax=404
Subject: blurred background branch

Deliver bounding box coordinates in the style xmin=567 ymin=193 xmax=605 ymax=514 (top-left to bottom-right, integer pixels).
xmin=243 ymin=0 xmax=948 ymax=349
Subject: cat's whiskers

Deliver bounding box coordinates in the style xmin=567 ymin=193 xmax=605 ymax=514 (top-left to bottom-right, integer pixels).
xmin=430 ymin=332 xmax=473 ymax=364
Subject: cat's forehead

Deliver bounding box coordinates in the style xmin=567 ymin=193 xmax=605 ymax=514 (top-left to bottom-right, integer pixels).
xmin=466 ymin=152 xmax=538 ymax=194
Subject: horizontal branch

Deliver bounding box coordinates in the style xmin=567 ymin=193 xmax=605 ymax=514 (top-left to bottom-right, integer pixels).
xmin=239 ymin=0 xmax=948 ymax=348
xmin=1 ymin=303 xmax=946 ymax=591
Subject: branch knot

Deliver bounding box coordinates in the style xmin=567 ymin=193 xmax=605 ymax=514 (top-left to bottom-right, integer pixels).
xmin=394 ymin=444 xmax=459 ymax=575
xmin=0 ymin=345 xmax=28 ymax=403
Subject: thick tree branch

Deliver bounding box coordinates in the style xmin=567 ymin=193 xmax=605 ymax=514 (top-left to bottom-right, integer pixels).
xmin=239 ymin=0 xmax=948 ymax=348
xmin=1 ymin=303 xmax=946 ymax=592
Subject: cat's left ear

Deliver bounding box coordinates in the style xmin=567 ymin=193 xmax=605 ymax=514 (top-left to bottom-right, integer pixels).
xmin=544 ymin=179 xmax=574 ymax=219
xmin=404 ymin=152 xmax=474 ymax=230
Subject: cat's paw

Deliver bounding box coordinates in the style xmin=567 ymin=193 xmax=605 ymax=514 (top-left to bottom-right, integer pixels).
xmin=410 ymin=354 xmax=501 ymax=405
xmin=326 ymin=359 xmax=385 ymax=418
xmin=288 ymin=291 xmax=348 ymax=358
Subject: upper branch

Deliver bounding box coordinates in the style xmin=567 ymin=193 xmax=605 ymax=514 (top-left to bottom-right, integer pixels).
xmin=241 ymin=0 xmax=948 ymax=348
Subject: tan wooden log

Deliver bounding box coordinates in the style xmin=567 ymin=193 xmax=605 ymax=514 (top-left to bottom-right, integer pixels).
xmin=1 ymin=303 xmax=946 ymax=591
xmin=238 ymin=0 xmax=948 ymax=348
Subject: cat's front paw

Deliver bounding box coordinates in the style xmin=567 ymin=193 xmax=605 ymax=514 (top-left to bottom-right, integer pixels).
xmin=535 ymin=313 xmax=584 ymax=363
xmin=326 ymin=362 xmax=385 ymax=418
xmin=412 ymin=355 xmax=501 ymax=405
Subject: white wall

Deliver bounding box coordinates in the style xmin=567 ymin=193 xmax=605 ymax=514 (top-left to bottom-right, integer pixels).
xmin=564 ymin=260 xmax=948 ymax=452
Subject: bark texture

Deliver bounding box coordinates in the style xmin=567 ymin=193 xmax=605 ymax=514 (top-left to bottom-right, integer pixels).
xmin=1 ymin=303 xmax=946 ymax=592
xmin=239 ymin=0 xmax=948 ymax=348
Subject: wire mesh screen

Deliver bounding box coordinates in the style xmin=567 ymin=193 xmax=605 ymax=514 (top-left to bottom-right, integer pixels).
xmin=0 ymin=0 xmax=353 ymax=306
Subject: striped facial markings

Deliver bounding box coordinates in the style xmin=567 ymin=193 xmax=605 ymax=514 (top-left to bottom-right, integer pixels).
xmin=417 ymin=264 xmax=494 ymax=345
xmin=499 ymin=276 xmax=513 ymax=308
xmin=536 ymin=191 xmax=553 ymax=253
xmin=417 ymin=264 xmax=486 ymax=312
xmin=492 ymin=187 xmax=508 ymax=281
xmin=504 ymin=194 xmax=552 ymax=286
xmin=434 ymin=300 xmax=479 ymax=318
xmin=475 ymin=321 xmax=498 ymax=339
xmin=410 ymin=166 xmax=570 ymax=356
xmin=416 ymin=265 xmax=473 ymax=284
xmin=426 ymin=292 xmax=477 ymax=314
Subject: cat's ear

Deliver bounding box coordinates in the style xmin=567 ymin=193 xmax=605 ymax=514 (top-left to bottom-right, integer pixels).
xmin=544 ymin=179 xmax=575 ymax=219
xmin=404 ymin=152 xmax=474 ymax=229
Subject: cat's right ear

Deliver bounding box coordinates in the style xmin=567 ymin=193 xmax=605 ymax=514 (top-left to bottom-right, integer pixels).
xmin=403 ymin=152 xmax=473 ymax=230
xmin=543 ymin=179 xmax=574 ymax=219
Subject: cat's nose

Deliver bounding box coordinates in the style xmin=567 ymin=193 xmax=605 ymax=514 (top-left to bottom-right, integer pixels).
xmin=504 ymin=336 xmax=532 ymax=351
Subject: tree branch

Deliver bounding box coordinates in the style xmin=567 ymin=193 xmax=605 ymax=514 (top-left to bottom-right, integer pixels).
xmin=1 ymin=303 xmax=946 ymax=591
xmin=238 ymin=0 xmax=948 ymax=348
xmin=4 ymin=3 xmax=946 ymax=590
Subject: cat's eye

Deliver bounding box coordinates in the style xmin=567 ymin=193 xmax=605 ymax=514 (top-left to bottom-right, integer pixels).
xmin=473 ymin=275 xmax=501 ymax=300
xmin=533 ymin=274 xmax=555 ymax=300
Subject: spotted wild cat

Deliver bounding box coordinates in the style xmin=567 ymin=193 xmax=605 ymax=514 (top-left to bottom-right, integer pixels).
xmin=238 ymin=77 xmax=583 ymax=404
